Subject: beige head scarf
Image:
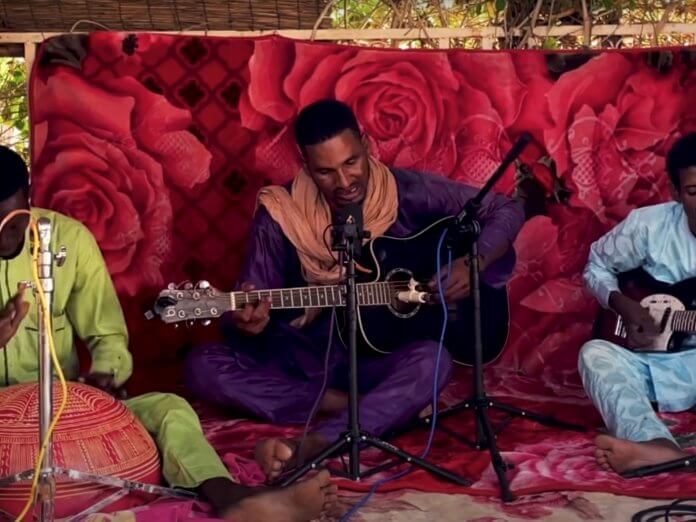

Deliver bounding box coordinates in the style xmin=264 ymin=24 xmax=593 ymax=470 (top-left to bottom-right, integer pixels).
xmin=257 ymin=156 xmax=399 ymax=285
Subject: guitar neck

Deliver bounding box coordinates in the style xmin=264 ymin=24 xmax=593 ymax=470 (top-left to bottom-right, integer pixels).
xmin=671 ymin=310 xmax=696 ymax=334
xmin=228 ymin=282 xmax=393 ymax=312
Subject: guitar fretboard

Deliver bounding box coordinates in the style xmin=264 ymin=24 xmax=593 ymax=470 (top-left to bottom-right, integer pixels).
xmin=230 ymin=282 xmax=393 ymax=311
xmin=671 ymin=310 xmax=696 ymax=333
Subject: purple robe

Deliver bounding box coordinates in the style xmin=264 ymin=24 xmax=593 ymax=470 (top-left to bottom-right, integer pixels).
xmin=184 ymin=168 xmax=524 ymax=440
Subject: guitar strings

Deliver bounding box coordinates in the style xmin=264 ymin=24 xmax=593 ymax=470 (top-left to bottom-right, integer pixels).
xmin=226 ymin=281 xmax=426 ymax=306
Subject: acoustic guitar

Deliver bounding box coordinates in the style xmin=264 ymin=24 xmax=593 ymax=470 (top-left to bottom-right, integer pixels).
xmin=154 ymin=216 xmax=510 ymax=366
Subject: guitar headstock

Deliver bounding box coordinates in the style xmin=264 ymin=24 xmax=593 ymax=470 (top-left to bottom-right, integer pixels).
xmin=154 ymin=281 xmax=228 ymax=325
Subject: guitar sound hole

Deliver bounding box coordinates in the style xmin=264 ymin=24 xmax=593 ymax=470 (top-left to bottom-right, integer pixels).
xmin=392 ymin=299 xmax=418 ymax=316
xmin=385 ymin=268 xmax=419 ymax=318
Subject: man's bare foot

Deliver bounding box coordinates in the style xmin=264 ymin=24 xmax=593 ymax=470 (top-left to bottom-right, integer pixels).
xmin=594 ymin=434 xmax=687 ymax=474
xmin=319 ymin=389 xmax=348 ymax=414
xmin=256 ymin=433 xmax=328 ymax=481
xmin=225 ymin=470 xmax=338 ymax=522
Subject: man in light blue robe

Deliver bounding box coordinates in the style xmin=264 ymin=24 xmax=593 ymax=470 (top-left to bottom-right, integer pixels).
xmin=579 ymin=132 xmax=696 ymax=474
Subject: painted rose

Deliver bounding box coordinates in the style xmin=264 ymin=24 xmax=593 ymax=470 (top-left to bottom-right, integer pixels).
xmin=544 ymin=53 xmax=682 ymax=225
xmin=81 ymin=32 xmax=172 ymax=81
xmin=31 ymin=68 xmax=211 ymax=295
xmin=447 ymin=51 xmax=555 ymax=193
xmin=497 ymin=437 xmax=696 ymax=497
xmin=240 ymin=38 xmax=463 ymax=183
xmin=499 ymin=203 xmax=604 ymax=386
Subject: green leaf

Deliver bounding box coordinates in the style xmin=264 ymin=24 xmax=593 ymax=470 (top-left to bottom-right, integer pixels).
xmin=542 ymin=37 xmax=560 ymax=49
xmin=0 ymin=58 xmax=28 ymax=163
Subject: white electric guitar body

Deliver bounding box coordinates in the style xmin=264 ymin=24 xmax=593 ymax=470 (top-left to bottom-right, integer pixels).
xmin=595 ymin=269 xmax=696 ymax=353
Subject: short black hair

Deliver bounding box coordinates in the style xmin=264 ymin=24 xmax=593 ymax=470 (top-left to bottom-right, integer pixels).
xmin=667 ymin=132 xmax=696 ymax=190
xmin=294 ymin=99 xmax=361 ymax=150
xmin=0 ymin=145 xmax=28 ymax=200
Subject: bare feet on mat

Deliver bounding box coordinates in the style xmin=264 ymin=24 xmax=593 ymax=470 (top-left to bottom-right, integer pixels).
xmin=594 ymin=434 xmax=687 ymax=473
xmin=225 ymin=470 xmax=339 ymax=522
xmin=256 ymin=433 xmax=329 ymax=481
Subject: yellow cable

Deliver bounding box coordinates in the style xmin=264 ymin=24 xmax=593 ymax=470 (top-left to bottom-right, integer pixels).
xmin=2 ymin=213 xmax=69 ymax=522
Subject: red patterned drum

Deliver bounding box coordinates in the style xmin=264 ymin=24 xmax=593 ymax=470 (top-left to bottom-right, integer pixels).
xmin=0 ymin=382 xmax=161 ymax=518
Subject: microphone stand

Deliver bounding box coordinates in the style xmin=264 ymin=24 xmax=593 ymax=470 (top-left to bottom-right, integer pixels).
xmin=279 ymin=214 xmax=471 ymax=487
xmin=0 ymin=217 xmax=195 ymax=522
xmin=620 ymin=455 xmax=696 ymax=479
xmin=37 ymin=217 xmax=57 ymax=520
xmin=423 ymin=134 xmax=585 ymax=502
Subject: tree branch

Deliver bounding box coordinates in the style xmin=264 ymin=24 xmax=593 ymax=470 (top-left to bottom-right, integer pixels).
xmin=653 ymin=0 xmax=683 ymax=45
xmin=310 ymin=0 xmax=341 ymax=40
xmin=360 ymin=2 xmax=385 ymax=29
xmin=580 ymin=0 xmax=592 ymax=46
xmin=517 ymin=0 xmax=545 ymax=48
xmin=433 ymin=0 xmax=448 ymax=27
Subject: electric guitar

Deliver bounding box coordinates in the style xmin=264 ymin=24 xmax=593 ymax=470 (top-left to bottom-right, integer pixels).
xmin=593 ymin=268 xmax=696 ymax=353
xmin=154 ymin=216 xmax=510 ymax=366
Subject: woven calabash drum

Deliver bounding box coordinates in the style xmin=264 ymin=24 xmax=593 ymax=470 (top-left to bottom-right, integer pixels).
xmin=0 ymin=382 xmax=162 ymax=518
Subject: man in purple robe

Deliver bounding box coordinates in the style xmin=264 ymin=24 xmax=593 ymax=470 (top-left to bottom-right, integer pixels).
xmin=184 ymin=100 xmax=524 ymax=480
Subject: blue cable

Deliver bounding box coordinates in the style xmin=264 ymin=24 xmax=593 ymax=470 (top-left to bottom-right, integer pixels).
xmin=340 ymin=229 xmax=453 ymax=521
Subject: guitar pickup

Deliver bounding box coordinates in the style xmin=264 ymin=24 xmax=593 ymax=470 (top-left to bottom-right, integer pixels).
xmin=659 ymin=307 xmax=671 ymax=333
xmin=615 ymin=316 xmax=627 ymax=338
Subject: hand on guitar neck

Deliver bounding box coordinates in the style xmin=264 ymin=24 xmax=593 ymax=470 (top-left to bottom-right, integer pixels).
xmin=231 ymin=283 xmax=324 ymax=334
xmin=231 ymin=283 xmax=272 ymax=335
xmin=608 ymin=291 xmax=660 ymax=349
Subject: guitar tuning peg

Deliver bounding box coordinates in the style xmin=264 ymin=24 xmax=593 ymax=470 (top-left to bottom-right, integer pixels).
xmin=202 ymin=320 xmax=211 ymax=326
xmin=197 ymin=280 xmax=210 ymax=290
xmin=167 ymin=282 xmax=176 ymax=290
xmin=184 ymin=282 xmax=194 ymax=290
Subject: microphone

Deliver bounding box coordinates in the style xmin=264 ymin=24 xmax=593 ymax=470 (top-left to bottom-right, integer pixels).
xmin=396 ymin=289 xmax=431 ymax=304
xmin=36 ymin=217 xmax=54 ymax=287
xmin=332 ymin=203 xmax=367 ymax=255
xmin=336 ymin=203 xmax=364 ymax=233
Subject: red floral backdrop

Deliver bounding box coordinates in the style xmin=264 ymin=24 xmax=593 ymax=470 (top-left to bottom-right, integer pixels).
xmin=29 ymin=33 xmax=696 ymax=398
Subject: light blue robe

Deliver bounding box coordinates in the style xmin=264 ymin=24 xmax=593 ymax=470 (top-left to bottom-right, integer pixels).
xmin=580 ymin=202 xmax=696 ymax=444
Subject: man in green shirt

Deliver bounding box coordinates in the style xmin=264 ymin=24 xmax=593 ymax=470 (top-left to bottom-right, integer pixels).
xmin=0 ymin=146 xmax=336 ymax=522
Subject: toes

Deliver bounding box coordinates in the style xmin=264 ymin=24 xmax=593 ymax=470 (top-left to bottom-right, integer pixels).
xmin=595 ymin=434 xmax=614 ymax=450
xmin=595 ymin=447 xmax=608 ymax=458
xmin=276 ymin=441 xmax=295 ymax=461
xmin=322 ymin=484 xmax=338 ymax=494
xmin=261 ymin=462 xmax=272 ymax=476
xmin=315 ymin=469 xmax=331 ymax=485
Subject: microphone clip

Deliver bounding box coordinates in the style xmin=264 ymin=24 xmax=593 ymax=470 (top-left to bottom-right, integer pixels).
xmin=330 ymin=204 xmax=370 ymax=258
